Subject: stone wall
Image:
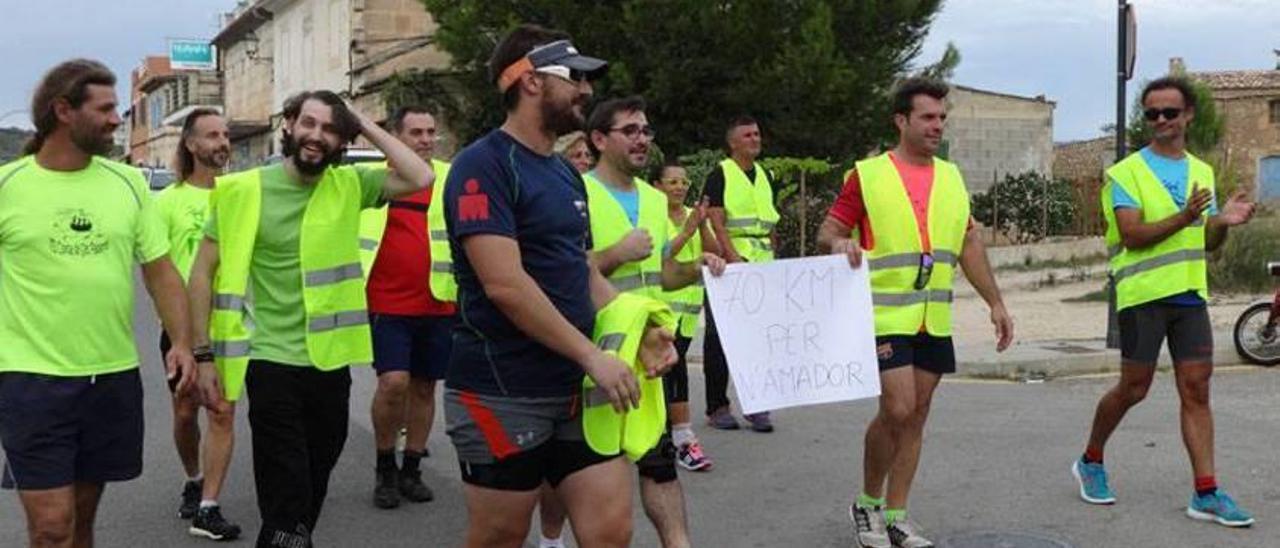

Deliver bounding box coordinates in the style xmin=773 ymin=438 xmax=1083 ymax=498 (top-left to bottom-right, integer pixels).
xmin=947 ymin=86 xmax=1055 ymax=193
xmin=1213 ymin=88 xmax=1280 ymax=197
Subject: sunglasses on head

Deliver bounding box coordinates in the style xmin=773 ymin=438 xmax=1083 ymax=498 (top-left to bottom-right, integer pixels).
xmin=1143 ymin=107 xmax=1182 ymax=122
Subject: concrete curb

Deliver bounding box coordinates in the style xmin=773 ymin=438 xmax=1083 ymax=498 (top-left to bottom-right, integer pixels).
xmin=956 ymin=331 xmax=1245 ymax=380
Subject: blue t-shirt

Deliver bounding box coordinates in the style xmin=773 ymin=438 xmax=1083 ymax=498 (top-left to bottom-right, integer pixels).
xmin=444 ymin=130 xmax=595 ymax=397
xmin=1110 ymin=146 xmax=1216 ymax=306
xmin=594 ymin=172 xmax=640 ymax=227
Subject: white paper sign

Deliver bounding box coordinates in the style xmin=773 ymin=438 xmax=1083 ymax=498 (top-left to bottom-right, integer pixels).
xmin=703 ymin=255 xmax=881 ymax=414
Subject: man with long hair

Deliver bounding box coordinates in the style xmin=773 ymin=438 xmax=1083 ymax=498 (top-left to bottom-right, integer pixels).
xmin=0 ymin=58 xmax=197 ymax=547
xmin=189 ymin=90 xmax=433 ymax=546
xmin=156 ymin=108 xmax=241 ymax=540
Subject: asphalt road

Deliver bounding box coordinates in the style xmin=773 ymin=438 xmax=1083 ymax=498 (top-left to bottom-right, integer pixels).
xmin=3 ymin=286 xmax=1280 ymax=547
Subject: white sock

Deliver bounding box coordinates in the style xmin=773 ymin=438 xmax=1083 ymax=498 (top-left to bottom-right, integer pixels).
xmin=199 ymin=500 xmax=218 ymax=509
xmin=187 ymin=473 xmax=203 ymax=483
xmin=672 ymin=423 xmax=696 ymax=447
xmin=539 ymin=533 xmax=566 ymax=548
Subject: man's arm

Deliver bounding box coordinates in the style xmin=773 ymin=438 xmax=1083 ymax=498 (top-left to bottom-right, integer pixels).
xmin=141 ymin=256 xmax=197 ymax=393
xmin=817 ymin=215 xmax=863 ymax=268
xmin=958 ymin=228 xmax=1013 ymax=352
xmin=592 ymin=229 xmax=651 ymax=277
xmin=1114 ymin=184 xmax=1212 ymax=250
xmin=707 ymin=208 xmax=741 ymax=263
xmin=186 ymin=237 xmax=230 ymax=411
xmin=354 ymin=110 xmax=432 ymax=199
xmin=467 ymin=235 xmax=638 ymax=411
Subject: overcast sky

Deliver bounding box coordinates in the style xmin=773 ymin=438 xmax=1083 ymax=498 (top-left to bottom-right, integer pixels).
xmin=2 ymin=0 xmax=1276 ymax=143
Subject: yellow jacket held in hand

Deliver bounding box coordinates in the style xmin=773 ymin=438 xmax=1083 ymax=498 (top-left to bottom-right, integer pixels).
xmin=583 ymin=292 xmax=678 ymax=461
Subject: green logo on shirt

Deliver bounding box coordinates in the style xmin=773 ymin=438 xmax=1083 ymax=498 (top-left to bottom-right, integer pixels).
xmin=49 ymin=208 xmax=108 ymax=256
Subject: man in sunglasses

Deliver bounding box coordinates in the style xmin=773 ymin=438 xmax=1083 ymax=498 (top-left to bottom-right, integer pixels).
xmin=818 ymin=77 xmax=1013 ymax=548
xmin=1072 ymin=76 xmax=1257 ymax=527
xmin=440 ymin=25 xmax=677 ymax=547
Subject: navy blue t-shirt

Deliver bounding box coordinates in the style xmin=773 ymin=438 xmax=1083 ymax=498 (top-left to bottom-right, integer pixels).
xmin=444 ymin=129 xmax=595 ymax=397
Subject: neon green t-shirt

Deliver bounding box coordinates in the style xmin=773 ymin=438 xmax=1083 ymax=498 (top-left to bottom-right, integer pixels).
xmin=155 ymin=182 xmax=212 ymax=281
xmin=206 ymin=163 xmax=386 ymax=366
xmin=0 ymin=156 xmax=170 ymax=376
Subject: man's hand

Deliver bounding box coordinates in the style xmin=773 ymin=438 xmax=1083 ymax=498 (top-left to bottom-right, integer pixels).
xmin=701 ymin=252 xmax=727 ymax=277
xmin=831 ymin=237 xmax=863 ymax=269
xmin=165 ymin=345 xmax=198 ymax=396
xmin=583 ymin=350 xmax=640 ymax=413
xmin=1181 ymin=184 xmax=1214 ymax=224
xmin=1216 ymin=189 xmax=1256 ymax=226
xmin=638 ymin=325 xmax=678 ymax=379
xmin=617 ymin=229 xmax=654 ymax=263
xmin=197 ymin=362 xmax=230 ymax=413
xmin=991 ymin=303 xmax=1014 ymax=352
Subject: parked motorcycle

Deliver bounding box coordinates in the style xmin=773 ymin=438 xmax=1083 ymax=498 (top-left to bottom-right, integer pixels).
xmin=1233 ymin=262 xmax=1280 ymax=366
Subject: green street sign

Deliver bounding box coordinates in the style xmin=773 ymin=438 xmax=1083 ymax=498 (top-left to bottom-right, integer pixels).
xmin=169 ymin=39 xmax=216 ymax=70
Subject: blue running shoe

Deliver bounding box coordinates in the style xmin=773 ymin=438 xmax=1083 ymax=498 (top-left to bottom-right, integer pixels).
xmin=1187 ymin=490 xmax=1254 ymax=527
xmin=1072 ymin=458 xmax=1115 ymax=505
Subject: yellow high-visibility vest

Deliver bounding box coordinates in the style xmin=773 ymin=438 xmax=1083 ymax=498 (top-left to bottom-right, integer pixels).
xmin=661 ymin=209 xmax=703 ymax=338
xmin=720 ymin=158 xmax=779 ymax=263
xmin=582 ymin=292 xmax=677 ymax=461
xmin=357 ymin=159 xmax=455 ymax=301
xmin=1101 ymin=151 xmax=1210 ymax=311
xmin=209 ymin=167 xmax=372 ymax=401
xmin=856 ymin=152 xmax=970 ymax=337
xmin=584 ymin=173 xmax=668 ymax=298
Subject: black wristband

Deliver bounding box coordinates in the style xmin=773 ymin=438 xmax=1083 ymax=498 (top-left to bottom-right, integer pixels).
xmin=194 ymin=349 xmax=216 ymax=363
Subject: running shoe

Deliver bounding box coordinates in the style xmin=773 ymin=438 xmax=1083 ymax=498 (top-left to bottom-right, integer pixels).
xmin=887 ymin=519 xmax=934 ymax=548
xmin=744 ymin=411 xmax=774 ymax=433
xmin=1187 ymin=490 xmax=1254 ymax=527
xmin=676 ymin=441 xmax=713 ymax=471
xmin=178 ymin=479 xmax=202 ymax=519
xmin=1071 ymin=458 xmax=1116 ymax=505
xmin=706 ymin=406 xmax=740 ymax=430
xmin=398 ymin=469 xmax=435 ymax=503
xmin=849 ymin=503 xmax=890 ymax=548
xmin=189 ymin=505 xmax=242 ymax=541
xmin=374 ymin=468 xmax=401 ymax=509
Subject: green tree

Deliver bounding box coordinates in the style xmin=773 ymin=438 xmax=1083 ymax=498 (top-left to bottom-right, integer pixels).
xmin=412 ymin=0 xmax=944 ymax=163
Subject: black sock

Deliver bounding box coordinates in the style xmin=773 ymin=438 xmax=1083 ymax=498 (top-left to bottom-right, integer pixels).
xmin=376 ymin=450 xmax=397 ymax=473
xmin=1196 ymin=486 xmax=1218 ymax=498
xmin=1081 ymin=452 xmax=1103 ymax=465
xmin=402 ymin=450 xmax=423 ymax=474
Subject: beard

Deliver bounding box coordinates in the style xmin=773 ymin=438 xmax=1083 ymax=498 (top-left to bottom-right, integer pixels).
xmin=542 ymin=94 xmax=587 ymax=136
xmin=195 ymin=147 xmax=230 ymax=171
xmin=282 ymin=130 xmax=344 ymax=176
xmin=70 ymin=120 xmax=114 ymax=156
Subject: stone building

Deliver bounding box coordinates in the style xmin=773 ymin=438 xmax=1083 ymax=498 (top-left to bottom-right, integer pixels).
xmin=946 ymin=85 xmax=1056 ymax=193
xmin=1052 ymin=136 xmax=1114 ymax=235
xmin=213 ymin=0 xmax=453 ymax=169
xmin=127 ymin=56 xmax=223 ymax=168
xmin=1180 ymin=57 xmax=1280 ymax=202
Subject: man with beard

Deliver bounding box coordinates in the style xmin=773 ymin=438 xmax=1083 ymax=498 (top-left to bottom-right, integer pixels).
xmin=818 ymin=78 xmax=1013 ymax=548
xmin=578 ymin=95 xmax=720 ymax=548
xmin=189 ymin=90 xmax=433 ymax=547
xmin=155 ymin=108 xmax=242 ymax=541
xmin=359 ymin=105 xmax=455 ymax=509
xmin=0 ymin=59 xmax=197 ymax=547
xmin=1071 ymin=76 xmax=1256 ymax=528
xmin=442 ymin=26 xmax=677 ymax=547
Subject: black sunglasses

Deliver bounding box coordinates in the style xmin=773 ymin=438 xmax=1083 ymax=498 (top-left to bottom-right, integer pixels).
xmin=1143 ymin=108 xmax=1182 ymax=122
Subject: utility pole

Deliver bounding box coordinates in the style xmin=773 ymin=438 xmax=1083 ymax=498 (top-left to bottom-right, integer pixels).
xmin=1108 ymin=0 xmax=1136 ymax=349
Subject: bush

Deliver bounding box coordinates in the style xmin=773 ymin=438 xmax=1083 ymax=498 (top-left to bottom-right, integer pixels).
xmin=971 ymin=171 xmax=1077 ymax=243
xmin=1208 ymin=213 xmax=1279 ymax=294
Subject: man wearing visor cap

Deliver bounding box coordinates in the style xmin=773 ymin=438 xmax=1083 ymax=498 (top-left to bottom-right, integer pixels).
xmin=441 ymin=25 xmax=677 ymax=547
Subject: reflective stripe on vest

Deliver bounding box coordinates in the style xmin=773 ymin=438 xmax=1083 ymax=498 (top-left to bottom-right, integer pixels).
xmin=720 ymin=158 xmax=779 ymax=263
xmin=856 ymin=152 xmax=970 ymax=337
xmin=1103 ymin=151 xmax=1210 ymax=311
xmin=425 ymin=160 xmax=457 ymax=302
xmin=584 ymin=174 xmax=668 ymax=299
xmin=209 ymin=166 xmax=374 ymax=401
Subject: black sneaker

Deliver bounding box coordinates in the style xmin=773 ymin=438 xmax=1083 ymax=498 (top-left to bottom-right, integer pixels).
xmin=178 ymin=480 xmax=202 ymax=520
xmin=399 ymin=470 xmax=435 ymax=503
xmin=374 ymin=468 xmax=401 ymax=509
xmin=189 ymin=505 xmax=241 ymax=541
